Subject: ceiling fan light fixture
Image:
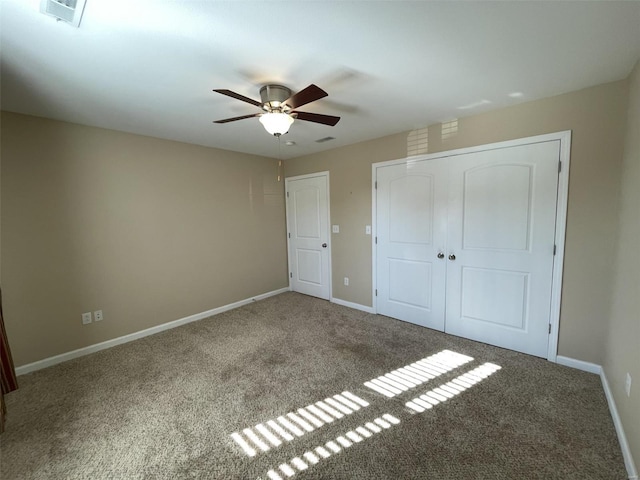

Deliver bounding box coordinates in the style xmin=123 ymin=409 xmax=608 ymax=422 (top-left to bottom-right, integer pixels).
xmin=259 ymin=112 xmax=294 ymax=136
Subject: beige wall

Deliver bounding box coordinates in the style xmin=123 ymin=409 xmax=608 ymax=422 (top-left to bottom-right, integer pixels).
xmin=1 ymin=75 xmax=636 ymax=467
xmin=1 ymin=112 xmax=288 ymax=366
xmin=285 ymin=80 xmax=629 ymax=365
xmin=604 ymin=61 xmax=640 ymax=469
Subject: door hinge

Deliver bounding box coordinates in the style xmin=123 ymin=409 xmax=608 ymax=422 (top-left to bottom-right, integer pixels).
xmin=288 ymin=232 xmax=291 ymax=239
xmin=375 ymin=236 xmax=378 ymax=244
xmin=549 ymin=324 xmax=552 ymax=334
xmin=286 ymin=191 xmax=289 ymax=198
xmin=553 ymin=244 xmax=557 ymax=255
xmin=375 ymin=181 xmax=378 ymax=189
xmin=290 ymin=272 xmax=293 ymax=278
xmin=375 ymin=289 xmax=378 ymax=296
xmin=558 ymin=161 xmax=562 ymax=173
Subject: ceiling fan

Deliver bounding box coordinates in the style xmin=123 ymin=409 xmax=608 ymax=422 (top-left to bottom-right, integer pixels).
xmin=213 ymin=84 xmax=340 ymax=136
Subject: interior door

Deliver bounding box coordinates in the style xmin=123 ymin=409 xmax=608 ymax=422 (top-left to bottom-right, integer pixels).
xmin=286 ymin=173 xmax=331 ymax=300
xmin=444 ymin=141 xmax=560 ymax=357
xmin=375 ymin=159 xmax=448 ymax=330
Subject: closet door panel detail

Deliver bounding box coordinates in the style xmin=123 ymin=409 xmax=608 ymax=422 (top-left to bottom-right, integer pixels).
xmin=376 ymin=159 xmax=448 ymax=330
xmin=375 ymin=138 xmax=561 ymax=358
xmin=445 ymin=141 xmax=559 ymax=357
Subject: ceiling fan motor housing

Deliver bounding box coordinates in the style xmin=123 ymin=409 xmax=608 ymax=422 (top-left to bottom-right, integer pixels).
xmin=260 ymin=85 xmax=292 ymax=111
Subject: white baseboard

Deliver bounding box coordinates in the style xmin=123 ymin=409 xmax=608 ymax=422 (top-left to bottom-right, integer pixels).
xmin=555 ymin=355 xmax=602 ymax=374
xmin=15 ymin=287 xmax=290 ymax=376
xmin=556 ymin=356 xmax=637 ymax=479
xmin=330 ymin=297 xmax=375 ymax=314
xmin=601 ymin=370 xmax=638 ymax=479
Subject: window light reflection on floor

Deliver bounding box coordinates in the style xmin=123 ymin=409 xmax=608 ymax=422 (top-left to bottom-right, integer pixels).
xmin=263 ymin=414 xmax=401 ymax=480
xmin=405 ymin=362 xmax=502 ymax=413
xmin=364 ymin=349 xmax=474 ymax=398
xmin=247 ymin=351 xmax=503 ymax=479
xmin=255 ymin=424 xmax=281 ymax=447
xmin=231 ymin=391 xmax=370 ymax=457
xmin=234 ymin=350 xmax=475 ymax=459
xmin=259 ymin=359 xmax=501 ymax=480
xmin=236 ymin=350 xmax=506 ymax=479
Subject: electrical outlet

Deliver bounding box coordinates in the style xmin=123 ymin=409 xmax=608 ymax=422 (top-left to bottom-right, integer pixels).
xmin=82 ymin=312 xmax=92 ymax=325
xmin=625 ymin=373 xmax=632 ymax=397
xmin=344 ymin=277 xmax=349 ymax=286
xmin=94 ymin=310 xmax=103 ymax=322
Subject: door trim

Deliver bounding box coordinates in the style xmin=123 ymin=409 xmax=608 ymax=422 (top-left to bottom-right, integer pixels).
xmin=285 ymin=171 xmax=332 ymax=300
xmin=372 ymin=131 xmax=572 ymax=362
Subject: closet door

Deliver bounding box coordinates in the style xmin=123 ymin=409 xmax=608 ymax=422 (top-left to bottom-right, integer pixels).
xmin=444 ymin=141 xmax=560 ymax=357
xmin=376 ymin=159 xmax=448 ymax=330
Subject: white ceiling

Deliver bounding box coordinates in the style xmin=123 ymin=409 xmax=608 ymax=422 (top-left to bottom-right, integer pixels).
xmin=2 ymin=1 xmax=639 ymax=159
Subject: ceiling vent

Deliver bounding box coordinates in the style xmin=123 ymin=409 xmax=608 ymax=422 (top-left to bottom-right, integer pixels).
xmin=40 ymin=0 xmax=87 ymax=27
xmin=316 ymin=136 xmax=336 ymax=143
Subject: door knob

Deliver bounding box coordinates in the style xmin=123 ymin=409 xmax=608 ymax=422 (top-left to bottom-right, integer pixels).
xmin=437 ymin=252 xmax=445 ymax=259
xmin=448 ymin=254 xmax=456 ymax=261
xmin=322 ymin=243 xmax=327 ymax=248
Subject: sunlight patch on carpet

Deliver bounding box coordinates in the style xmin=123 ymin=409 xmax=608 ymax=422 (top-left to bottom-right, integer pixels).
xmin=233 ymin=350 xmax=475 ymax=458
xmin=262 ymin=414 xmax=401 ymax=480
xmin=406 ymin=362 xmax=502 ymax=413
xmin=231 ymin=391 xmax=370 ymax=457
xmin=364 ymin=349 xmax=473 ymax=398
xmin=259 ymin=363 xmax=500 ymax=478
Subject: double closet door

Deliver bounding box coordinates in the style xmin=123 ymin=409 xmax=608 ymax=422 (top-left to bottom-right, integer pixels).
xmin=375 ymin=140 xmax=560 ymax=357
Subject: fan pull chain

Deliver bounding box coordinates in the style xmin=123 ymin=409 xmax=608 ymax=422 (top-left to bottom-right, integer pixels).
xmin=277 ymin=136 xmax=282 ymax=182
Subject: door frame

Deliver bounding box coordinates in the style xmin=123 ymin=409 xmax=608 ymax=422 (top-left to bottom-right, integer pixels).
xmin=372 ymin=131 xmax=572 ymax=362
xmin=285 ymin=171 xmax=332 ymax=300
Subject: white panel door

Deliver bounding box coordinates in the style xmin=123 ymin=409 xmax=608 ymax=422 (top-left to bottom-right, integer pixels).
xmin=286 ymin=174 xmax=331 ymax=300
xmin=376 ymin=159 xmax=448 ymax=330
xmin=444 ymin=141 xmax=560 ymax=357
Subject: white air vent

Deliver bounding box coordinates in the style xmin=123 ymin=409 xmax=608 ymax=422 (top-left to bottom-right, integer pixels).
xmin=316 ymin=136 xmax=336 ymax=143
xmin=40 ymin=0 xmax=87 ymax=27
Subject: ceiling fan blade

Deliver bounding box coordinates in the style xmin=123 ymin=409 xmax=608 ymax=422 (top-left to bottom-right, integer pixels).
xmin=284 ymin=84 xmax=328 ymax=109
xmin=213 ymin=89 xmax=262 ymax=107
xmin=213 ymin=113 xmax=261 ymax=124
xmin=292 ymin=111 xmax=341 ymax=126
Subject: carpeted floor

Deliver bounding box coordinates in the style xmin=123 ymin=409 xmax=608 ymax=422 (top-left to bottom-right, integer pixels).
xmin=0 ymin=292 xmax=627 ymax=479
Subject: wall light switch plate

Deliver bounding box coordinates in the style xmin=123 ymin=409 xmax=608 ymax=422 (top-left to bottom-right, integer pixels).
xmin=82 ymin=312 xmax=92 ymax=325
xmin=625 ymin=373 xmax=632 ymax=397
xmin=332 ymin=225 xmax=340 ymax=233
xmin=344 ymin=277 xmax=349 ymax=286
xmin=366 ymin=225 xmax=372 ymax=235
xmin=94 ymin=310 xmax=103 ymax=322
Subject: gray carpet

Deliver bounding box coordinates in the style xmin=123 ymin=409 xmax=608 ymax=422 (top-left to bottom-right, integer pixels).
xmin=0 ymin=292 xmax=627 ymax=479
